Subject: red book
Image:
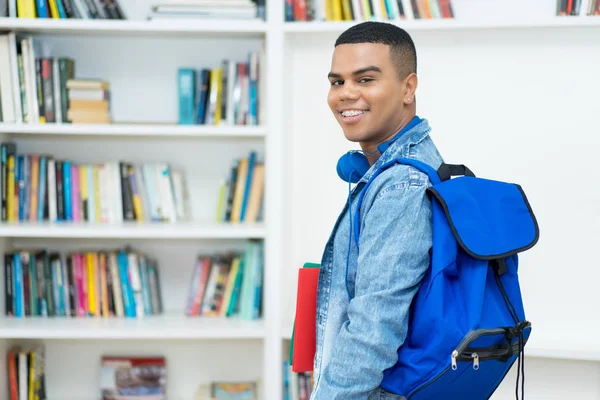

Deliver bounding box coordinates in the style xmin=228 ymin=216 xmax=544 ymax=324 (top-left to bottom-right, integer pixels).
xmin=290 ymin=263 xmax=320 ymax=373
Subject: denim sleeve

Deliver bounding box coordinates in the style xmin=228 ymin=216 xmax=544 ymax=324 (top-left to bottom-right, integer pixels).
xmin=312 ymin=181 xmax=433 ymax=399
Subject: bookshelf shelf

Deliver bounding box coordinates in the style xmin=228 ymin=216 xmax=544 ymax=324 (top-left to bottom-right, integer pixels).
xmin=0 ymin=123 xmax=267 ymax=138
xmin=0 ymin=16 xmax=268 ymax=37
xmin=0 ymin=221 xmax=266 ymax=239
xmin=282 ymin=16 xmax=600 ymax=33
xmin=0 ymin=314 xmax=265 ymax=339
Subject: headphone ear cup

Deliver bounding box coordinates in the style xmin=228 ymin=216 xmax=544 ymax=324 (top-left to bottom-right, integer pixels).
xmin=336 ymin=151 xmax=371 ymax=183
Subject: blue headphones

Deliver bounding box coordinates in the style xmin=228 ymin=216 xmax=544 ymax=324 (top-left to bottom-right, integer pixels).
xmin=336 ymin=116 xmax=422 ymax=183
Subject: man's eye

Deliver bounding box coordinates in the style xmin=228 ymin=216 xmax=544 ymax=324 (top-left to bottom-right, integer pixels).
xmin=359 ymin=77 xmax=373 ymax=83
xmin=331 ymin=80 xmax=343 ymax=86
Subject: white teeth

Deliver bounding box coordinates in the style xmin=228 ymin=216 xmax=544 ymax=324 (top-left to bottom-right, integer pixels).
xmin=342 ymin=110 xmax=365 ymax=117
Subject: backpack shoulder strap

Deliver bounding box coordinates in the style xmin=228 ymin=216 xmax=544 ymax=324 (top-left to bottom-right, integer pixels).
xmin=353 ymin=158 xmax=442 ymax=248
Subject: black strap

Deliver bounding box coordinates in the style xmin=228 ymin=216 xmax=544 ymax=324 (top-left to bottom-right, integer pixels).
xmin=491 ymin=258 xmax=508 ymax=276
xmin=437 ymin=163 xmax=475 ymax=182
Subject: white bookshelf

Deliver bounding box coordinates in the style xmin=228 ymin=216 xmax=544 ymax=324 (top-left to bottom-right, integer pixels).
xmin=0 ymin=221 xmax=267 ymax=239
xmin=0 ymin=16 xmax=268 ymax=36
xmin=0 ymin=314 xmax=265 ymax=339
xmin=0 ymin=123 xmax=267 ymax=138
xmin=282 ymin=15 xmax=600 ymax=33
xmin=0 ymin=0 xmax=281 ymax=398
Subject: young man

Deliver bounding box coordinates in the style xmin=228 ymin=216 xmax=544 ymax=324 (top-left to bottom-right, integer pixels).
xmin=310 ymin=22 xmax=445 ymax=399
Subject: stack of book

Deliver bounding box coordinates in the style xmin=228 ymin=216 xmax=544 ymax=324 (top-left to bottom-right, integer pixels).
xmin=148 ymin=0 xmax=261 ymax=20
xmin=67 ymin=79 xmax=111 ymax=124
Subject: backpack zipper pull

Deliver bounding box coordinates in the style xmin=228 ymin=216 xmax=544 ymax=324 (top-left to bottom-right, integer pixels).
xmin=451 ymin=350 xmax=458 ymax=370
xmin=472 ymin=353 xmax=479 ymax=370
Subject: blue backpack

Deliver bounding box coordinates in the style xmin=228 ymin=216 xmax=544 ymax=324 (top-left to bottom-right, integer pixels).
xmin=354 ymin=158 xmax=539 ymax=400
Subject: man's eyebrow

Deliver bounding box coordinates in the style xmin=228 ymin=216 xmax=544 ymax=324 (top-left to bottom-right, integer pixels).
xmin=328 ymin=65 xmax=382 ymax=79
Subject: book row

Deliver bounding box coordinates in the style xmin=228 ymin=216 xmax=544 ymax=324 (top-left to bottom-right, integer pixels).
xmin=282 ymin=361 xmax=314 ymax=400
xmin=557 ymin=0 xmax=600 ymax=15
xmin=6 ymin=347 xmax=260 ymax=400
xmin=0 ymin=36 xmax=107 ymax=125
xmin=4 ymin=248 xmax=164 ymax=318
xmin=216 ymin=150 xmax=265 ymax=224
xmin=7 ymin=345 xmax=46 ymax=400
xmin=178 ymin=53 xmax=262 ymax=127
xmin=0 ymin=34 xmax=78 ymax=124
xmin=285 ymin=0 xmax=454 ymax=21
xmin=185 ymin=240 xmax=264 ymax=320
xmin=2 ymin=0 xmax=125 ymax=19
xmin=0 ymin=142 xmax=190 ymax=224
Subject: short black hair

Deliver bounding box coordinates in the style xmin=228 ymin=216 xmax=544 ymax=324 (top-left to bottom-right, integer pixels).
xmin=334 ymin=21 xmax=417 ymax=79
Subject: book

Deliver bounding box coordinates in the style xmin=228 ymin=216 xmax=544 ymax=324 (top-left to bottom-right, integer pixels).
xmin=289 ymin=262 xmax=320 ymax=373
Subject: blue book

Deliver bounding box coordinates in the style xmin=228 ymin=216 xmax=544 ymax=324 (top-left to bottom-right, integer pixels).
xmin=240 ymin=151 xmax=256 ymax=221
xmin=139 ymin=257 xmax=152 ymax=316
xmin=248 ymin=52 xmax=258 ymax=125
xmin=55 ymin=0 xmax=67 ymax=18
xmin=35 ymin=0 xmax=48 ymax=17
xmin=178 ymin=68 xmax=196 ymax=125
xmin=13 ymin=253 xmax=23 ymax=317
xmin=63 ymin=161 xmax=72 ymax=220
xmin=16 ymin=155 xmax=24 ymax=221
xmin=37 ymin=156 xmax=46 ymax=221
xmin=195 ymin=68 xmax=210 ymax=124
xmin=117 ymin=250 xmax=135 ymax=318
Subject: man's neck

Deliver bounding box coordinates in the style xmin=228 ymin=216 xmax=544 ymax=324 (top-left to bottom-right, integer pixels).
xmin=360 ymin=113 xmax=417 ymax=165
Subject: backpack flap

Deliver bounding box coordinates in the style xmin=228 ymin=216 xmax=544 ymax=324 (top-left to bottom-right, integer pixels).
xmin=426 ymin=176 xmax=539 ymax=263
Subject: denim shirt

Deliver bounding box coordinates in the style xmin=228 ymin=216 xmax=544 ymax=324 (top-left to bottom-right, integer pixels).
xmin=310 ymin=118 xmax=444 ymax=400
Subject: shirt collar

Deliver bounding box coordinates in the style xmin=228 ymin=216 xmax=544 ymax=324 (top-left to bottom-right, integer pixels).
xmin=357 ymin=116 xmax=431 ymax=185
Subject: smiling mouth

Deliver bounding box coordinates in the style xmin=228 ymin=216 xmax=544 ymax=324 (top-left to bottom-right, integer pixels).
xmin=340 ymin=109 xmax=368 ymax=117
xmin=339 ymin=109 xmax=368 ymax=124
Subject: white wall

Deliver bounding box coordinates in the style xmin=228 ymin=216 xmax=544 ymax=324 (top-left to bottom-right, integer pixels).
xmin=281 ymin=13 xmax=600 ymax=400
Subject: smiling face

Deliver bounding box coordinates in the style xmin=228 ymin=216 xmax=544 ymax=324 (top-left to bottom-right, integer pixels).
xmin=327 ymin=42 xmax=417 ymax=156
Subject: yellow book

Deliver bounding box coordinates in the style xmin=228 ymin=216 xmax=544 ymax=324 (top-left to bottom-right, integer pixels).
xmin=219 ymin=257 xmax=240 ymax=316
xmin=332 ymin=0 xmax=343 ymax=20
xmin=361 ymin=0 xmax=372 ymax=19
xmin=341 ymin=0 xmax=353 ymax=20
xmin=244 ymin=164 xmax=264 ymax=223
xmin=379 ymin=0 xmax=388 ymax=18
xmin=209 ymin=67 xmax=222 ymax=124
xmin=48 ymin=0 xmax=60 ymax=18
xmin=17 ymin=0 xmax=36 ymax=18
xmin=325 ymin=0 xmax=333 ymax=20
xmin=29 ymin=155 xmax=39 ymax=221
xmin=87 ymin=253 xmax=97 ymax=316
xmin=80 ymin=165 xmax=88 ymax=220
xmin=215 ymin=180 xmax=226 ymax=222
xmin=128 ymin=166 xmax=144 ymax=221
xmin=28 ymin=350 xmax=35 ymax=400
xmin=93 ymin=165 xmax=101 ymax=223
xmin=7 ymin=155 xmax=15 ymax=222
xmin=230 ymin=158 xmax=248 ymax=223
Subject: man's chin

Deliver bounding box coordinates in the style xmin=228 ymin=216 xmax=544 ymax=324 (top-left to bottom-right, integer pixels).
xmin=342 ymin=129 xmax=369 ymax=143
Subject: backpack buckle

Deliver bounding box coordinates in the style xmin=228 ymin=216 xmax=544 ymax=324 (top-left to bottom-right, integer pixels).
xmin=490 ymin=258 xmax=507 ymax=275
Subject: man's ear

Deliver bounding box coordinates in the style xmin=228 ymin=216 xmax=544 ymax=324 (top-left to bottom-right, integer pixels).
xmin=403 ymin=73 xmax=418 ymax=105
